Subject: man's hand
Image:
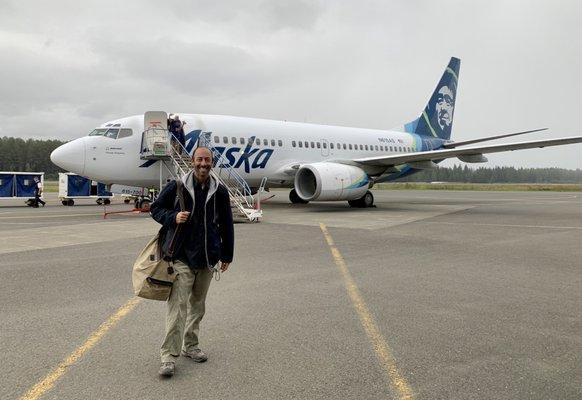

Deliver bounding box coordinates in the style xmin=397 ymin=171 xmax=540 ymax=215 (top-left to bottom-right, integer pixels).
xmin=220 ymin=262 xmax=230 ymax=272
xmin=175 ymin=211 xmax=190 ymax=224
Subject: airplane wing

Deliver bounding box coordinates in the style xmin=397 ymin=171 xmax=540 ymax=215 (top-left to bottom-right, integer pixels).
xmin=442 ymin=128 xmax=547 ymax=148
xmin=354 ymin=136 xmax=582 ymax=167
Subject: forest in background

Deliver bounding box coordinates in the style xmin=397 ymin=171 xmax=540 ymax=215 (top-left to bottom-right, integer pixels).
xmin=2 ymin=136 xmax=582 ymax=183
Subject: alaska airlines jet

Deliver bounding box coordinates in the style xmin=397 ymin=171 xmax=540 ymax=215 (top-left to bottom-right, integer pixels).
xmin=50 ymin=58 xmax=582 ymax=208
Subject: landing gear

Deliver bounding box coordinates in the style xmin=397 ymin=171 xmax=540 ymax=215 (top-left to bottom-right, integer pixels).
xmin=348 ymin=191 xmax=374 ymax=208
xmin=135 ymin=197 xmax=152 ymax=210
xmin=289 ymin=189 xmax=309 ymax=204
xmin=104 ymin=199 xmax=111 ymax=205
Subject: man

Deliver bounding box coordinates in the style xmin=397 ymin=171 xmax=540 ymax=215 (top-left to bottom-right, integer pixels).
xmin=150 ymin=146 xmax=234 ymax=378
xmin=434 ymin=85 xmax=455 ymax=132
xmin=33 ymin=177 xmax=45 ymax=207
xmin=168 ymin=114 xmax=186 ymax=154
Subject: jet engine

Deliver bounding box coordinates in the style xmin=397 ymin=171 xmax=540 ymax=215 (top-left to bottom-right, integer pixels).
xmin=294 ymin=162 xmax=370 ymax=201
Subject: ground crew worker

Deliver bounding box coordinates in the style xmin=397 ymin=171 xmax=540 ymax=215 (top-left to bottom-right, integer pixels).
xmin=33 ymin=177 xmax=45 ymax=207
xmin=150 ymin=146 xmax=234 ymax=378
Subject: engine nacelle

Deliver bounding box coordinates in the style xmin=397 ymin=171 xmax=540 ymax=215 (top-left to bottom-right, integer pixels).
xmin=294 ymin=162 xmax=370 ymax=201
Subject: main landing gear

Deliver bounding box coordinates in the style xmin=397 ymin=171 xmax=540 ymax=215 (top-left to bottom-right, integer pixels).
xmin=348 ymin=191 xmax=374 ymax=208
xmin=289 ymin=189 xmax=309 ymax=204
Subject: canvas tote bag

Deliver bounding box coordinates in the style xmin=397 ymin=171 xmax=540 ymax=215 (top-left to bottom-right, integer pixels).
xmin=132 ymin=181 xmax=186 ymax=300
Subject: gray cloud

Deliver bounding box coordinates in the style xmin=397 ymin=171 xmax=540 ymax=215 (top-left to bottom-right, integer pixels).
xmin=1 ymin=0 xmax=582 ymax=168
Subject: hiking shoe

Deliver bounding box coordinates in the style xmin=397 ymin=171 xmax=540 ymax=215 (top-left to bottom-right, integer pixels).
xmin=181 ymin=348 xmax=208 ymax=363
xmin=159 ymin=362 xmax=175 ymax=377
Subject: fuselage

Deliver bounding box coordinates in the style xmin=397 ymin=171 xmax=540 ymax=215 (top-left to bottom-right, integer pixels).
xmin=51 ymin=113 xmax=446 ymax=189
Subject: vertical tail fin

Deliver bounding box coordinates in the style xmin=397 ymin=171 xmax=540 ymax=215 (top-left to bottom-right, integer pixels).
xmin=404 ymin=57 xmax=460 ymax=140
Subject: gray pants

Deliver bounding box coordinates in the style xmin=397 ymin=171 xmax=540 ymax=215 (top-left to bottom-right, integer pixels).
xmin=160 ymin=261 xmax=214 ymax=363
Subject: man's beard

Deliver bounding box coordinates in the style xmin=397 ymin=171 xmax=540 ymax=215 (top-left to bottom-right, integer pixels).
xmin=438 ymin=111 xmax=451 ymax=128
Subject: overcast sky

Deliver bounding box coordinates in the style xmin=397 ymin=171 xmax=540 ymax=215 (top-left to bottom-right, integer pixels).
xmin=2 ymin=0 xmax=582 ymax=168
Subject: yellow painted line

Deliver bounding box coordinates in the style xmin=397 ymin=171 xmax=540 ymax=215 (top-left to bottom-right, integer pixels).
xmin=19 ymin=297 xmax=142 ymax=400
xmin=319 ymin=223 xmax=414 ymax=400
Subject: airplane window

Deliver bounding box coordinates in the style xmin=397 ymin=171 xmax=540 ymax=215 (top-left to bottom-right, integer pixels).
xmin=365 ymin=145 xmax=369 ymax=150
xmin=256 ymin=138 xmax=261 ymax=145
xmin=105 ymin=129 xmax=119 ymax=139
xmin=223 ymin=136 xmax=228 ymax=144
xmin=380 ymin=146 xmax=384 ymax=151
xmin=264 ymin=139 xmax=269 ymax=146
xmin=359 ymin=144 xmax=363 ymax=150
xmin=330 ymin=143 xmax=334 ymax=149
xmin=292 ymin=141 xmax=296 ymax=147
xmin=117 ymin=129 xmax=133 ymax=139
xmin=271 ymin=139 xmax=275 ymax=146
xmin=214 ymin=136 xmax=220 ymax=143
xmin=323 ymin=142 xmax=327 ymax=149
xmin=304 ymin=141 xmax=309 ymax=148
xmin=88 ymin=128 xmax=108 ymax=136
xmin=343 ymin=143 xmax=346 ymax=150
xmin=240 ymin=138 xmax=245 ymax=145
xmin=316 ymin=142 xmax=321 ymax=149
xmin=337 ymin=143 xmax=340 ymax=149
xmin=278 ymin=140 xmax=283 ymax=147
xmin=349 ymin=144 xmax=353 ymax=150
xmin=232 ymin=137 xmax=237 ymax=144
xmin=374 ymin=145 xmax=378 ymax=151
xmin=298 ymin=141 xmax=303 ymax=148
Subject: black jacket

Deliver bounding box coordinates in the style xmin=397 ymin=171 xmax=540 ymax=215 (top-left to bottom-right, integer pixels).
xmin=150 ymin=172 xmax=234 ymax=268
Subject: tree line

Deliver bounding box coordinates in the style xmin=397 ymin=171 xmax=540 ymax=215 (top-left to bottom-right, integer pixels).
xmin=1 ymin=136 xmax=582 ymax=183
xmin=397 ymin=164 xmax=582 ymax=184
xmin=0 ymin=137 xmax=67 ymax=179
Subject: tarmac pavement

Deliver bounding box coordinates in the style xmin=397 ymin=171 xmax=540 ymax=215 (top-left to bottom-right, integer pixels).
xmin=0 ymin=190 xmax=581 ymax=399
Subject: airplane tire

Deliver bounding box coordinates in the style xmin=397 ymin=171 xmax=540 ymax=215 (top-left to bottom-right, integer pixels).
xmin=104 ymin=199 xmax=111 ymax=205
xmin=348 ymin=191 xmax=374 ymax=208
xmin=289 ymin=189 xmax=309 ymax=204
xmin=124 ymin=199 xmax=130 ymax=204
xmin=96 ymin=198 xmax=103 ymax=205
xmin=61 ymin=200 xmax=68 ymax=206
xmin=67 ymin=199 xmax=75 ymax=206
xmin=362 ymin=191 xmax=374 ymax=208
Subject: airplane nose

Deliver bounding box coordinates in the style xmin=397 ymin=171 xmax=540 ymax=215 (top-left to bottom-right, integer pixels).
xmin=50 ymin=138 xmax=86 ymax=175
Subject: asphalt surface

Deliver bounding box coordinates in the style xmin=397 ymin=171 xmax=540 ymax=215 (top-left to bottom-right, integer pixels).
xmin=0 ymin=190 xmax=581 ymax=399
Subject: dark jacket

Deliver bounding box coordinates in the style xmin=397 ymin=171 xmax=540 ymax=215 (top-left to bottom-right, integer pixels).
xmin=150 ymin=171 xmax=234 ymax=268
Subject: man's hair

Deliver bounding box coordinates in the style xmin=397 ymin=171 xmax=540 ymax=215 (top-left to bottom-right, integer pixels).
xmin=192 ymin=146 xmax=212 ymax=158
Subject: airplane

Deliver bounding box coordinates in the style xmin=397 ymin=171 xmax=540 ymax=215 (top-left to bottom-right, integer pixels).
xmin=50 ymin=57 xmax=582 ymax=208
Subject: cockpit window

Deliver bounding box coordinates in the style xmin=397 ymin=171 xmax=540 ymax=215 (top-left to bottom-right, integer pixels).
xmin=105 ymin=129 xmax=119 ymax=139
xmin=88 ymin=128 xmax=108 ymax=136
xmin=117 ymin=129 xmax=133 ymax=139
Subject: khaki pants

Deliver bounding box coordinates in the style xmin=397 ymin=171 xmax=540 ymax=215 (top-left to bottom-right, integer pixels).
xmin=160 ymin=261 xmax=214 ymax=363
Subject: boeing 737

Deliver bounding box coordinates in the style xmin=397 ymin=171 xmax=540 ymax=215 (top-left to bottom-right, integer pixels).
xmin=51 ymin=57 xmax=582 ymax=208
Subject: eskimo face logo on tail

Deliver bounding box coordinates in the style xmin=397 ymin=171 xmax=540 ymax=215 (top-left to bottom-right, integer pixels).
xmin=435 ymin=85 xmax=454 ymax=131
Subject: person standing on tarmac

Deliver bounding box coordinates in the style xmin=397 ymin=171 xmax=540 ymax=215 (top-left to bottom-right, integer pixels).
xmin=33 ymin=177 xmax=45 ymax=207
xmin=150 ymin=146 xmax=234 ymax=378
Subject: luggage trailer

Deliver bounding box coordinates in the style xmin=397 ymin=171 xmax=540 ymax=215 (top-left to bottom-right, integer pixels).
xmin=0 ymin=171 xmax=44 ymax=206
xmin=58 ymin=172 xmax=113 ymax=206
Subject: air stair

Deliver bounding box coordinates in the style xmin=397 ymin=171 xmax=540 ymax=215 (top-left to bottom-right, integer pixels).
xmin=140 ymin=111 xmax=263 ymax=222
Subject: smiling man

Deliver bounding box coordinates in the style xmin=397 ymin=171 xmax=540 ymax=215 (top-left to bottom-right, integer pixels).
xmin=150 ymin=146 xmax=234 ymax=378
